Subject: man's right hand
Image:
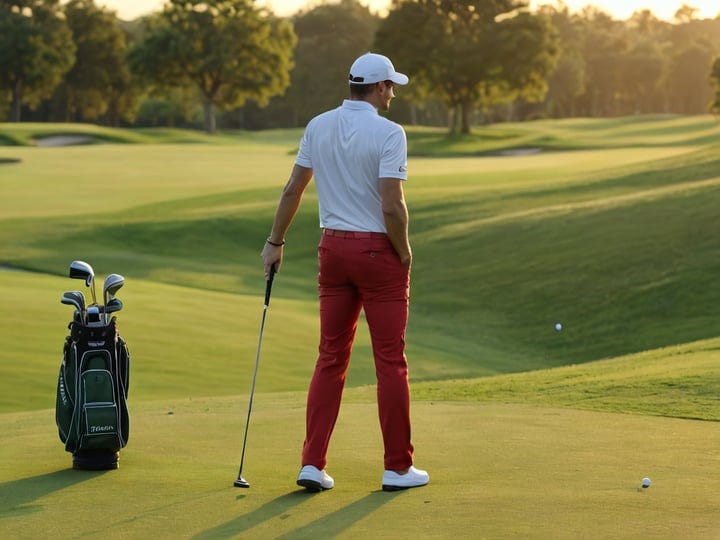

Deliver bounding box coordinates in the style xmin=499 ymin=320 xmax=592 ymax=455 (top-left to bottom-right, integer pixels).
xmin=261 ymin=242 xmax=282 ymax=278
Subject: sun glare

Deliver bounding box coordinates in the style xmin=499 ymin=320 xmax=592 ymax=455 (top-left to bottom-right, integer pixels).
xmin=529 ymin=0 xmax=719 ymax=20
xmin=101 ymin=0 xmax=720 ymax=21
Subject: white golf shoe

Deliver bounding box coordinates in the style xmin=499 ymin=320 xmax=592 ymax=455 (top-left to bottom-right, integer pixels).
xmin=382 ymin=465 xmax=429 ymax=491
xmin=297 ymin=465 xmax=334 ymax=492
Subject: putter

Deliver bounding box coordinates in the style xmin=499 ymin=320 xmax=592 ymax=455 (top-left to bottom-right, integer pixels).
xmin=234 ymin=264 xmax=276 ymax=489
xmin=103 ymin=273 xmax=125 ymax=323
xmin=69 ymin=261 xmax=97 ymax=306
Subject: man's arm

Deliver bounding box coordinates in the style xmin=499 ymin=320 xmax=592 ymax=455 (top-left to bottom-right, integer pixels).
xmin=379 ymin=177 xmax=412 ymax=266
xmin=261 ymin=164 xmax=313 ymax=276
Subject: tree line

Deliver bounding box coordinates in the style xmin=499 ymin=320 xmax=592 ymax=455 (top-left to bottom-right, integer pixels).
xmin=1 ymin=0 xmax=719 ymax=134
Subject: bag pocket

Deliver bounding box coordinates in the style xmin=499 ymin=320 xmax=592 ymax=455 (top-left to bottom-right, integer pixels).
xmin=80 ymin=369 xmax=121 ymax=450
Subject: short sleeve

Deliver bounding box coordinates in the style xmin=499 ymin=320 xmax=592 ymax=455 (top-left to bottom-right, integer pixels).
xmin=295 ymin=124 xmax=313 ymax=168
xmin=379 ymin=125 xmax=408 ymax=180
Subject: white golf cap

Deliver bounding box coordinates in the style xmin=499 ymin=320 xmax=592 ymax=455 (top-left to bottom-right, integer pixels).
xmin=348 ymin=53 xmax=409 ymax=85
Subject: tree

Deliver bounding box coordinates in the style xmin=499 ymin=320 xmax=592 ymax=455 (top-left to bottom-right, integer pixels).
xmin=134 ymin=87 xmax=202 ymax=127
xmin=128 ymin=0 xmax=296 ymax=133
xmin=618 ymin=10 xmax=671 ymax=114
xmin=665 ymin=42 xmax=715 ymax=114
xmin=573 ymin=7 xmax=627 ymax=116
xmin=0 ymin=0 xmax=75 ymax=121
xmin=710 ymin=57 xmax=720 ymax=116
xmin=60 ymin=0 xmax=137 ymax=125
xmin=286 ymin=0 xmax=379 ymax=126
xmin=617 ymin=37 xmax=664 ymax=114
xmin=539 ymin=4 xmax=586 ymax=118
xmin=375 ymin=0 xmax=558 ymax=133
xmin=674 ymin=4 xmax=699 ymax=24
xmin=629 ymin=8 xmax=666 ymax=36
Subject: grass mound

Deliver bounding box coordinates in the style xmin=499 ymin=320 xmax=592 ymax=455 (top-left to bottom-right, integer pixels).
xmin=1 ymin=115 xmax=719 ymax=410
xmin=1 ymin=115 xmax=718 ymax=538
xmin=414 ymin=337 xmax=720 ymax=421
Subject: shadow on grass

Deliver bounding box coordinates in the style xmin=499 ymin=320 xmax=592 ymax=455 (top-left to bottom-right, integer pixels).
xmin=194 ymin=489 xmax=402 ymax=539
xmin=0 ymin=468 xmax=104 ymax=518
xmin=276 ymin=490 xmax=404 ymax=538
xmin=192 ymin=491 xmax=310 ymax=539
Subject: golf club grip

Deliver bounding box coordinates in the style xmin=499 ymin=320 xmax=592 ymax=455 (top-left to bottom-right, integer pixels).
xmin=265 ymin=264 xmax=276 ymax=306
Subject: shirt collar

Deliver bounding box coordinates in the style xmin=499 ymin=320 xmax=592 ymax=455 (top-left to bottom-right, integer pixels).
xmin=342 ymin=99 xmax=377 ymax=113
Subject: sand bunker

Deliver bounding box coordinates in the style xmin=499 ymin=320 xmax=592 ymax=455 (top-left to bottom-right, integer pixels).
xmin=498 ymin=147 xmax=542 ymax=156
xmin=35 ymin=135 xmax=93 ymax=147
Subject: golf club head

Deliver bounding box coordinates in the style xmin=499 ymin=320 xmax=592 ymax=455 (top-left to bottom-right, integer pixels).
xmin=61 ymin=290 xmax=84 ymax=304
xmin=102 ymin=274 xmax=125 ymax=323
xmin=61 ymin=291 xmax=84 ymax=313
xmin=234 ymin=477 xmax=250 ymax=488
xmin=69 ymin=260 xmax=94 ymax=287
xmin=104 ymin=298 xmax=123 ymax=313
xmin=104 ymin=273 xmax=125 ymax=299
xmin=69 ymin=260 xmax=97 ymax=304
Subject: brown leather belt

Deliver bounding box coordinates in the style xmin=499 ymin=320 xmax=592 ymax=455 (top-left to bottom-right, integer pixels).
xmin=322 ymin=228 xmax=386 ymax=239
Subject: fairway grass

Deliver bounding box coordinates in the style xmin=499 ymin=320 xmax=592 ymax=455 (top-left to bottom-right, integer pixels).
xmin=1 ymin=396 xmax=718 ymax=539
xmin=2 ymin=270 xmax=717 ymax=420
xmin=2 ymin=116 xmax=719 ymax=537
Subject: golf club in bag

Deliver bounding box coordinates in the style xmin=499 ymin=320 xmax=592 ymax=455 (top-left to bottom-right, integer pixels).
xmin=234 ymin=265 xmax=276 ymax=488
xmin=56 ymin=261 xmax=130 ymax=470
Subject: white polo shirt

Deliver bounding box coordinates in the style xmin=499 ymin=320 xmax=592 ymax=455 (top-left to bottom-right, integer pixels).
xmin=295 ymin=99 xmax=408 ymax=233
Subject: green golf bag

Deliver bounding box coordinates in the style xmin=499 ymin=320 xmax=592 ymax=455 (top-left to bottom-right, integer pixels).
xmin=56 ymin=316 xmax=130 ymax=470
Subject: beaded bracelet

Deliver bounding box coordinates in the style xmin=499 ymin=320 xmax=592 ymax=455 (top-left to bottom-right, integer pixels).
xmin=266 ymin=237 xmax=286 ymax=247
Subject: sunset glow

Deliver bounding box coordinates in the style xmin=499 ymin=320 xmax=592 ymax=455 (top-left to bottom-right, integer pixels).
xmin=100 ymin=0 xmax=720 ymax=21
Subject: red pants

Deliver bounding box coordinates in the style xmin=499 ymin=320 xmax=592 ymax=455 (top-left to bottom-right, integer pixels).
xmin=302 ymin=230 xmax=414 ymax=471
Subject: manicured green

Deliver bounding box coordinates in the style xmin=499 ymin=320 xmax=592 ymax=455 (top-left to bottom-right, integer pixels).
xmin=1 ymin=396 xmax=718 ymax=539
xmin=0 ymin=116 xmax=718 ymax=538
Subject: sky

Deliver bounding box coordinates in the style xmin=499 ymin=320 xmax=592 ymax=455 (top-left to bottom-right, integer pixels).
xmin=99 ymin=0 xmax=720 ymax=22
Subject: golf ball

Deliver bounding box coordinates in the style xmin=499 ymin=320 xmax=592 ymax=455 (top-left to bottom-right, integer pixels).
xmin=642 ymin=477 xmax=651 ymax=488
xmin=555 ymin=323 xmax=563 ymax=331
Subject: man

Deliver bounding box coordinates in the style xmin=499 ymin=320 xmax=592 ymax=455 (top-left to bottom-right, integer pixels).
xmin=261 ymin=52 xmax=429 ymax=493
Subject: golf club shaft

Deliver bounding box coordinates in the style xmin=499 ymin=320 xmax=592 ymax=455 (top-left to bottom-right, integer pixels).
xmin=235 ymin=265 xmax=276 ymax=482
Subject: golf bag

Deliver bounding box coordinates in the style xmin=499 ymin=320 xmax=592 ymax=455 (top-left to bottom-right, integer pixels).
xmin=55 ymin=316 xmax=130 ymax=470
